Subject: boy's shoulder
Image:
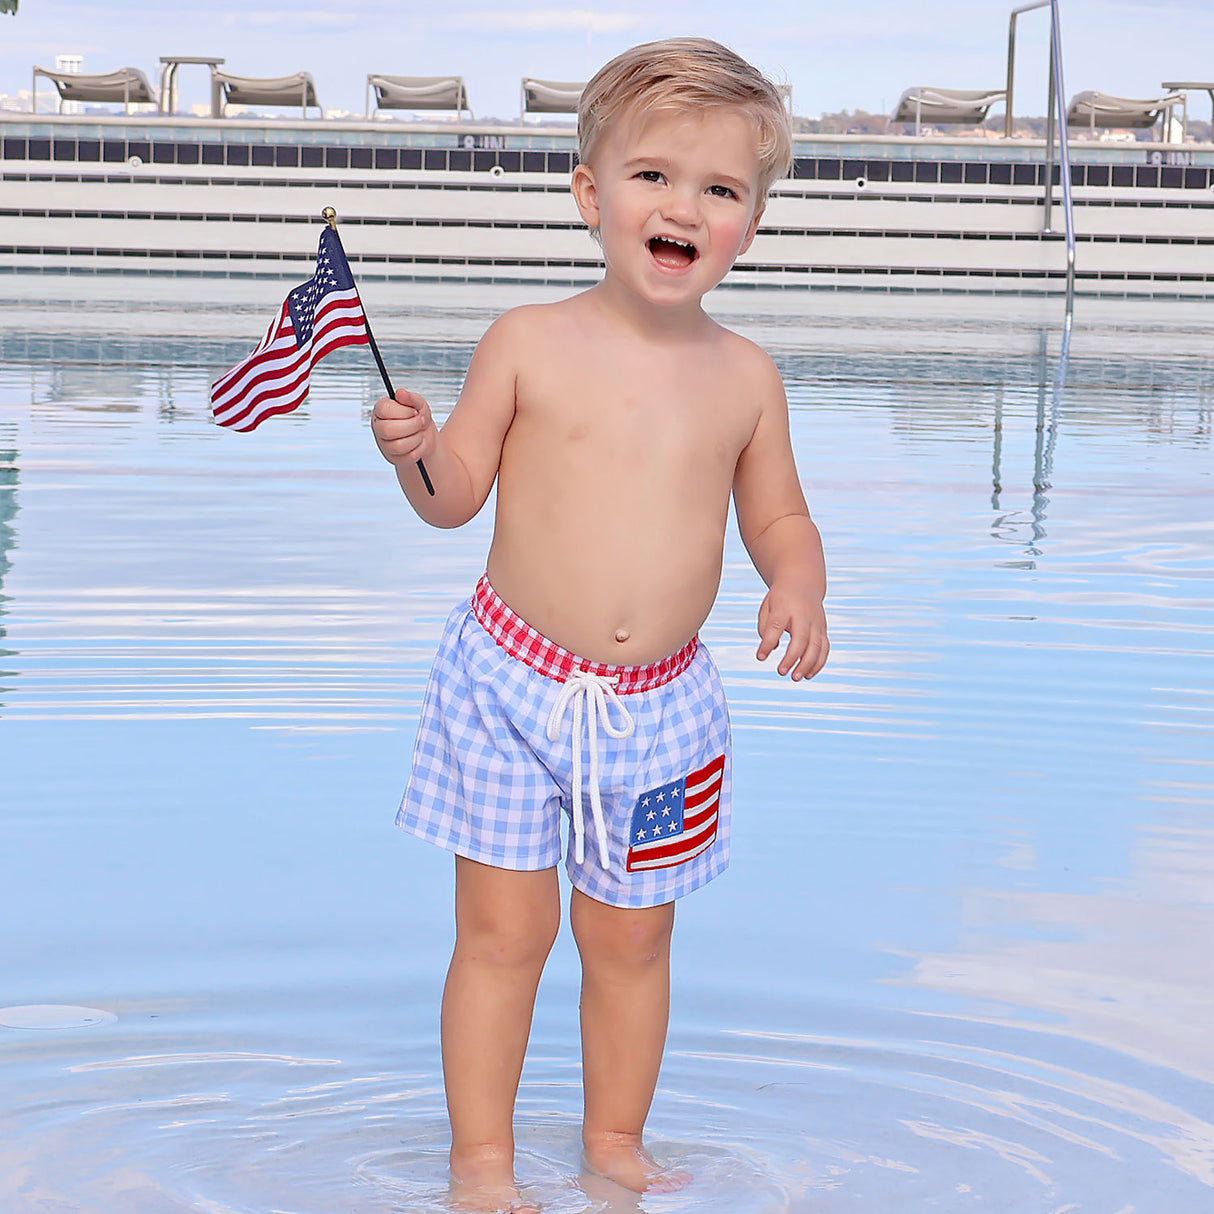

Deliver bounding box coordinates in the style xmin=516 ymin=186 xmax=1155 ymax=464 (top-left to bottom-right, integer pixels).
xmin=476 ymin=298 xmax=584 ymax=355
xmin=706 ymin=317 xmax=784 ymax=391
xmin=488 ymin=296 xmax=586 ymax=331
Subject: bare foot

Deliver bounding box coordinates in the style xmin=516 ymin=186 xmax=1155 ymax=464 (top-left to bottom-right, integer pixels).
xmin=449 ymin=1145 xmax=540 ymax=1214
xmin=582 ymin=1133 xmax=692 ymax=1195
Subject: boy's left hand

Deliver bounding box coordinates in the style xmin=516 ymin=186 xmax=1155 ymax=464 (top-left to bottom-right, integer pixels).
xmin=756 ymin=583 xmax=829 ymax=682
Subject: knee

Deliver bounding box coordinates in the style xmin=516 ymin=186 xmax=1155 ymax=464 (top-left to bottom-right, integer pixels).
xmin=573 ymin=901 xmax=674 ymax=972
xmin=456 ymin=900 xmax=560 ymax=971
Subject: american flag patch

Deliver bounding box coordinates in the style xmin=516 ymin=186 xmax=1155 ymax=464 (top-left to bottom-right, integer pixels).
xmin=626 ymin=754 xmax=725 ymax=872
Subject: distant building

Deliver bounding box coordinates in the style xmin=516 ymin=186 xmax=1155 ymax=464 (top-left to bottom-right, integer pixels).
xmin=54 ymin=54 xmax=83 ymax=115
xmin=0 ymin=87 xmax=32 ymax=112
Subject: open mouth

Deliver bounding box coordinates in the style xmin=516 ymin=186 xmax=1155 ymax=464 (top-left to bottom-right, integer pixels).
xmin=647 ymin=236 xmax=698 ymax=269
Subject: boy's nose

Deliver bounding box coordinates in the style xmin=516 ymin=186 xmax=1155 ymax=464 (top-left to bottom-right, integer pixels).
xmin=659 ymin=190 xmax=699 ymax=226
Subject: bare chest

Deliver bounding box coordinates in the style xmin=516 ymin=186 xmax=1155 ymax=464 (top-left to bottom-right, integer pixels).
xmin=512 ymin=359 xmax=757 ymax=480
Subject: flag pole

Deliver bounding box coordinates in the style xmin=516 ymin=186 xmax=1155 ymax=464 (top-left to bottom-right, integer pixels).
xmin=322 ymin=207 xmax=434 ymax=496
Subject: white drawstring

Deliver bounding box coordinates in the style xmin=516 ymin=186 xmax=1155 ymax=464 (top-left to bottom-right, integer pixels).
xmin=545 ymin=670 xmax=635 ymax=869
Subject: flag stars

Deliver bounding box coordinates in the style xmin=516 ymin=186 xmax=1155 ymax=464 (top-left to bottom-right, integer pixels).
xmin=625 ymin=756 xmax=724 ymax=871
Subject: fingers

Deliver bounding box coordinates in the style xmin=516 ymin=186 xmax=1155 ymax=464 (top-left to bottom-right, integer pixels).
xmin=755 ymin=599 xmax=784 ymax=662
xmin=773 ymin=628 xmax=827 ymax=682
xmin=756 ymin=596 xmax=830 ymax=682
xmin=773 ymin=615 xmax=816 ymax=679
xmin=370 ymin=390 xmax=434 ymax=463
xmin=757 ymin=604 xmax=805 ymax=675
xmin=371 ymin=388 xmax=428 ymax=426
xmin=792 ymin=630 xmax=830 ymax=681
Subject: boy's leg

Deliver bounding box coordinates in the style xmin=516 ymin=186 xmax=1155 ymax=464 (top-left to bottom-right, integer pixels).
xmin=443 ymin=854 xmax=560 ymax=1212
xmin=570 ymin=888 xmax=690 ymax=1193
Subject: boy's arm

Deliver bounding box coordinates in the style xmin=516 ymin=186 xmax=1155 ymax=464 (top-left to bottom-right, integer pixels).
xmin=371 ymin=311 xmax=522 ymax=528
xmin=732 ymin=353 xmax=829 ymax=682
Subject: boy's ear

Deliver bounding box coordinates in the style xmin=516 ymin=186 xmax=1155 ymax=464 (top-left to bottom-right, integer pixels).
xmin=571 ymin=163 xmax=600 ymax=228
xmin=737 ymin=203 xmax=765 ymax=256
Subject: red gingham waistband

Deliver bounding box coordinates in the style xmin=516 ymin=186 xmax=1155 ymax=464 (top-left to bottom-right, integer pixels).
xmin=471 ymin=574 xmax=698 ymax=695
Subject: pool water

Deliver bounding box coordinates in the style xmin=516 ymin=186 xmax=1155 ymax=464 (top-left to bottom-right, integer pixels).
xmin=1 ymin=278 xmax=1212 ymax=1213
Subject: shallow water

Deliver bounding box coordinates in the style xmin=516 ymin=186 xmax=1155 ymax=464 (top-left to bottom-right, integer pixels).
xmin=1 ymin=279 xmax=1212 ymax=1213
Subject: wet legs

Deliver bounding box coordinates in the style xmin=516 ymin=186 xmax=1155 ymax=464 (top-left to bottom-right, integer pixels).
xmin=571 ymin=889 xmax=689 ymax=1193
xmin=442 ymin=856 xmax=560 ymax=1213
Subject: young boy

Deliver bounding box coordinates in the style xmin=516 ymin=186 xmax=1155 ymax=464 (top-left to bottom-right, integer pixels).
xmin=372 ymin=37 xmax=828 ymax=1214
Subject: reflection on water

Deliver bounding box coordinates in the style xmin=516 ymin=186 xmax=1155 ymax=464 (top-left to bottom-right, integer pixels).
xmin=997 ymin=316 xmax=1069 ymax=559
xmin=903 ymin=812 xmax=1214 ymax=1087
xmin=0 ymin=429 xmax=17 ymax=711
xmin=0 ymin=280 xmax=1212 ymax=1212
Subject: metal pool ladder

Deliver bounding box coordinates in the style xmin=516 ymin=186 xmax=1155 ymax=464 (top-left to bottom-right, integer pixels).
xmin=1007 ymin=0 xmax=1077 ymax=297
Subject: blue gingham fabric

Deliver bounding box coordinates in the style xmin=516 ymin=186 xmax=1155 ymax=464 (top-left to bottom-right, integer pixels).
xmin=396 ymin=596 xmax=731 ymax=908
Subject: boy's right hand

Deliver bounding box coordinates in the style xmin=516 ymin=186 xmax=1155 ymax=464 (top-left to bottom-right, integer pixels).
xmin=371 ymin=389 xmax=437 ymax=466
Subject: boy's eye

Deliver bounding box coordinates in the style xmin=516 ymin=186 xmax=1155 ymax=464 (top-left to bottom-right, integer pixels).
xmin=708 ymin=184 xmax=737 ymax=199
xmin=638 ymin=170 xmax=664 ymax=183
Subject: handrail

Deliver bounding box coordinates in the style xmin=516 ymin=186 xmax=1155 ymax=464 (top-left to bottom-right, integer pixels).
xmin=1005 ymin=0 xmax=1049 ymax=139
xmin=1008 ymin=0 xmax=1075 ymax=296
xmin=1047 ymin=0 xmax=1076 ymax=296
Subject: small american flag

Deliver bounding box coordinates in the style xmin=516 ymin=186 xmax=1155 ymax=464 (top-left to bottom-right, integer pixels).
xmin=626 ymin=754 xmax=725 ymax=872
xmin=210 ymin=228 xmax=369 ymax=432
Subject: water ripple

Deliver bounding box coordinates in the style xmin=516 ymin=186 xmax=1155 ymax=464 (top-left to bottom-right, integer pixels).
xmin=2 ymin=286 xmax=1212 ymax=1212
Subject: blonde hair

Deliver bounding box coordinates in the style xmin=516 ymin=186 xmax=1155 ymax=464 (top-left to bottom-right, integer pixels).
xmin=578 ymin=37 xmax=792 ymax=200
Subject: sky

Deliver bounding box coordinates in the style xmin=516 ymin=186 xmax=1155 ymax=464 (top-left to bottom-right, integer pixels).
xmin=3 ymin=0 xmax=1214 ymax=124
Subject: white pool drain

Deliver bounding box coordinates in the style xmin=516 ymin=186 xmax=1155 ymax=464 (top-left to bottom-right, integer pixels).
xmin=0 ymin=1005 xmax=117 ymax=1029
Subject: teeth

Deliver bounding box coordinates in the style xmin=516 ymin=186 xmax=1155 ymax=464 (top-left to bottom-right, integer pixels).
xmin=654 ymin=237 xmax=696 ymax=251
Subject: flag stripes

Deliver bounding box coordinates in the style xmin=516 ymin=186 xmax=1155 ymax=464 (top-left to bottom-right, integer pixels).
xmin=211 ymin=288 xmax=367 ymax=431
xmin=626 ymin=753 xmax=725 ymax=872
xmin=210 ymin=226 xmax=370 ymax=432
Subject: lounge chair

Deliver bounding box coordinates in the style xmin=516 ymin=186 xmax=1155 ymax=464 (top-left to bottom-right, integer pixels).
xmin=366 ymin=75 xmax=470 ymax=119
xmin=1067 ymin=91 xmax=1183 ymax=134
xmin=1161 ymin=81 xmax=1214 ymax=137
xmin=521 ymin=78 xmax=584 ymax=117
xmin=892 ymin=87 xmax=1007 ymax=133
xmin=32 ymin=65 xmax=157 ymax=115
xmin=210 ymin=69 xmax=320 ymax=118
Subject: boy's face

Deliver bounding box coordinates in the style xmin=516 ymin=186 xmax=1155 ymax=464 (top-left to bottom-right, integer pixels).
xmin=572 ymin=106 xmax=765 ymax=308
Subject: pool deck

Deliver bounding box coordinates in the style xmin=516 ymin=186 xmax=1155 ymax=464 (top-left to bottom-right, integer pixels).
xmin=4 ymin=111 xmax=1214 ymax=295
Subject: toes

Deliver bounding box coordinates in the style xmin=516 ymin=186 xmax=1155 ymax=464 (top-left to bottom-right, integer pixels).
xmin=581 ymin=1142 xmax=692 ymax=1195
xmin=646 ymin=1168 xmax=692 ymax=1194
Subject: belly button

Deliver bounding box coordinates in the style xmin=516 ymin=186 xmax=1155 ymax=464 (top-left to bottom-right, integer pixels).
xmin=614 ymin=628 xmax=630 ymax=643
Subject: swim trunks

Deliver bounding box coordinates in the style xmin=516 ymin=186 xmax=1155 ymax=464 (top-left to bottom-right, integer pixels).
xmin=397 ymin=575 xmax=731 ymax=908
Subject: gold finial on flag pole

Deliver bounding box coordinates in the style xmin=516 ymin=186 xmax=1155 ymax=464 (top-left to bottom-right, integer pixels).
xmin=321 ymin=206 xmax=337 ymax=230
